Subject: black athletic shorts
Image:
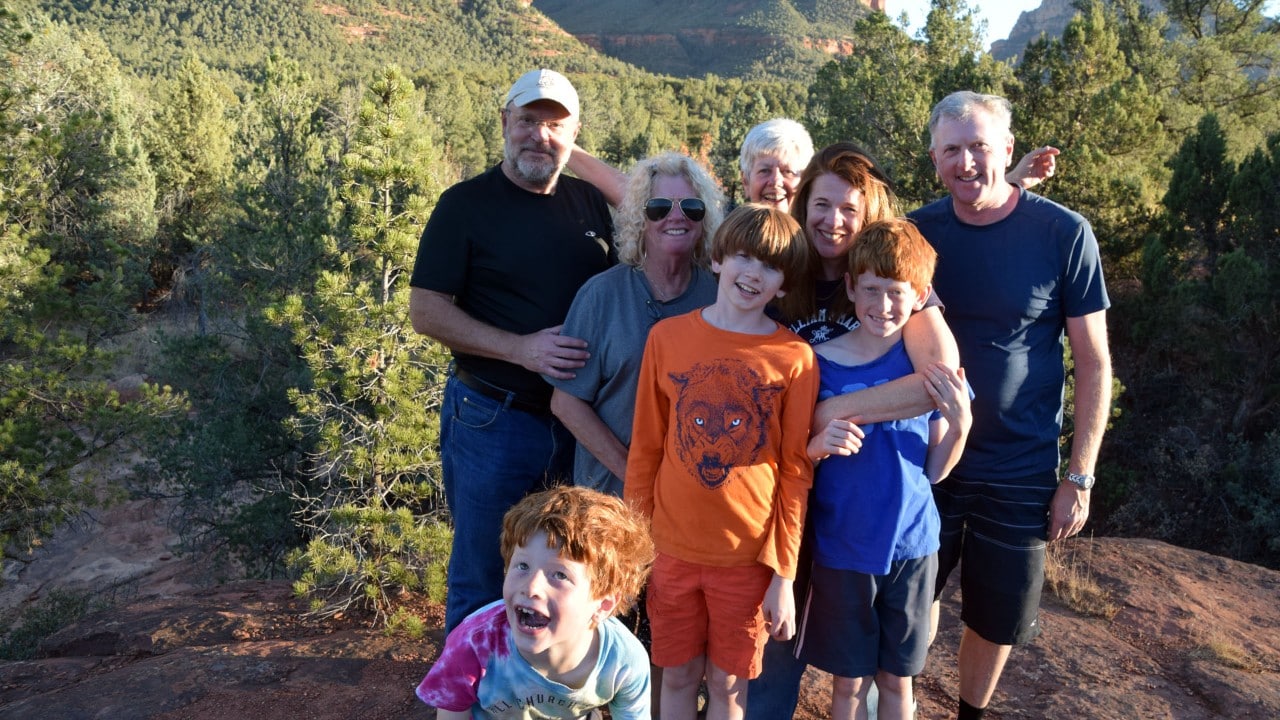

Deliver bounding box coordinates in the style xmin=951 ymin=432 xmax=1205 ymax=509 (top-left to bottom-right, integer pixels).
xmin=932 ymin=471 xmax=1056 ymax=645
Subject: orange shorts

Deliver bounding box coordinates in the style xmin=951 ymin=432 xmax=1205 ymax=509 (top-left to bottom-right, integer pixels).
xmin=646 ymin=552 xmax=772 ymax=678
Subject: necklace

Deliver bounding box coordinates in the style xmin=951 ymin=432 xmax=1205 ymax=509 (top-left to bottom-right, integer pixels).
xmin=642 ymin=265 xmax=691 ymax=303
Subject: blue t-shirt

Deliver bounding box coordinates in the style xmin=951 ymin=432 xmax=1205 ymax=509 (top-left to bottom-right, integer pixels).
xmin=910 ymin=188 xmax=1109 ymax=479
xmin=416 ymin=600 xmax=651 ymax=719
xmin=809 ymin=341 xmax=940 ymax=575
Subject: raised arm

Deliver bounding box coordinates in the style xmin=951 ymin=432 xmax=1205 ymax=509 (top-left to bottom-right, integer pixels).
xmin=1007 ymin=146 xmax=1059 ymax=190
xmin=568 ymin=145 xmax=628 ymax=207
xmin=1050 ymin=310 xmax=1112 ymax=541
xmin=409 ymin=287 xmax=588 ymax=380
xmin=812 ymin=305 xmax=960 ymax=427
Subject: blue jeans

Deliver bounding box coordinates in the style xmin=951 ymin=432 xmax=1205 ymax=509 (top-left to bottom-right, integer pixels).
xmin=746 ymin=636 xmax=806 ymax=719
xmin=440 ymin=373 xmax=575 ymax=633
xmin=747 ymin=505 xmax=815 ymax=718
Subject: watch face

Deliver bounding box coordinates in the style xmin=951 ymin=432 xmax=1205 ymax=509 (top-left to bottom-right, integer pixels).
xmin=1068 ymin=473 xmax=1095 ymax=489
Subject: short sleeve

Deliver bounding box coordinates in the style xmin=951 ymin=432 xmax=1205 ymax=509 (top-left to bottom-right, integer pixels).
xmin=601 ymin=620 xmax=653 ymax=720
xmin=415 ymin=602 xmax=506 ymax=712
xmin=1060 ymin=215 xmax=1110 ymax=319
xmin=410 ymin=185 xmax=470 ymax=296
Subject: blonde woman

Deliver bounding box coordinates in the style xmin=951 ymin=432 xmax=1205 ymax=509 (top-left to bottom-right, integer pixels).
xmin=548 ymin=152 xmax=725 ymax=496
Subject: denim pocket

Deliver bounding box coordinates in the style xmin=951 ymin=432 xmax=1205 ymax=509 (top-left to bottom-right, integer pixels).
xmin=452 ymin=388 xmax=503 ymax=431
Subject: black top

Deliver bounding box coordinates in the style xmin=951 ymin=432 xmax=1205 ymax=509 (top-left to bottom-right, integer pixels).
xmin=411 ymin=165 xmax=615 ymax=403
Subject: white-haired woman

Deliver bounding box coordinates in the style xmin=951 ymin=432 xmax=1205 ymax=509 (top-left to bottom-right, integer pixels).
xmin=548 ymin=152 xmax=725 ymax=496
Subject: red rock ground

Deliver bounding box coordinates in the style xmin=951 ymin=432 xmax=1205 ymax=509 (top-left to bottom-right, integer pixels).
xmin=1 ymin=493 xmax=1277 ymax=719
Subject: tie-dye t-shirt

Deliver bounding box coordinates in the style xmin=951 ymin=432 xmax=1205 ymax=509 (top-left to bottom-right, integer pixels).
xmin=416 ymin=600 xmax=651 ymax=719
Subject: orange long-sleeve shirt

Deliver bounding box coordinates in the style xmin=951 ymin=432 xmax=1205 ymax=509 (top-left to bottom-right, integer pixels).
xmin=624 ymin=310 xmax=818 ymax=579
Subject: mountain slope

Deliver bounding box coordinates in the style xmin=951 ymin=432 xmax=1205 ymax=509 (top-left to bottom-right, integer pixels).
xmin=33 ymin=0 xmax=634 ymax=84
xmin=989 ymin=0 xmax=1167 ymax=61
xmin=533 ymin=0 xmax=874 ymax=78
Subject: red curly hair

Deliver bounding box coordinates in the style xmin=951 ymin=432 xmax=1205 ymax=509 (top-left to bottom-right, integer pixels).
xmin=500 ymin=487 xmax=655 ymax=616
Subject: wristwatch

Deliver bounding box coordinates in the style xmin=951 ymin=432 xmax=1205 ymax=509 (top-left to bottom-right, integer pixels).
xmin=1063 ymin=472 xmax=1095 ymax=490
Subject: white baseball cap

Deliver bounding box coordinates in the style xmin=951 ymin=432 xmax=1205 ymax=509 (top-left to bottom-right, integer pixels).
xmin=504 ymin=69 xmax=579 ymax=118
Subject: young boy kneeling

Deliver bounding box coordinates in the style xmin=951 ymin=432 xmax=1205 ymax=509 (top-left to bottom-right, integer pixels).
xmin=417 ymin=486 xmax=656 ymax=719
xmin=794 ymin=218 xmax=971 ymax=720
xmin=625 ymin=204 xmax=819 ymax=719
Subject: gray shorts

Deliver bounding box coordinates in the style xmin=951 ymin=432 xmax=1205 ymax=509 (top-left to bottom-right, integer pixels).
xmin=794 ymin=555 xmax=937 ymax=679
xmin=932 ymin=471 xmax=1056 ymax=645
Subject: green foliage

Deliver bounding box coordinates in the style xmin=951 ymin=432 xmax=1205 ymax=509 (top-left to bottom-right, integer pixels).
xmin=280 ymin=66 xmax=451 ymax=621
xmin=131 ymin=53 xmax=321 ymax=579
xmin=1163 ymin=113 xmax=1233 ymax=265
xmin=37 ymin=0 xmax=640 ymax=88
xmin=0 ymin=588 xmax=101 ymax=660
xmin=1013 ymin=0 xmax=1169 ymax=270
xmin=1227 ymin=132 xmax=1280 ymax=256
xmin=145 ymin=326 xmax=308 ymax=577
xmin=713 ymin=90 xmax=773 ymax=204
xmin=0 ymin=332 xmax=188 ymax=553
xmin=4 ymin=17 xmax=158 ymax=312
xmin=147 ymin=57 xmax=237 ymax=304
xmin=386 ymin=606 xmax=428 ymax=639
xmin=923 ymin=0 xmax=1012 ymax=101
xmin=1100 ymin=125 xmax=1280 ymax=568
xmin=805 ymin=12 xmax=935 ymax=202
xmin=1160 ymin=0 xmax=1280 ymax=152
xmin=0 ymin=7 xmax=187 ymax=561
xmin=1221 ymin=432 xmax=1280 ymax=560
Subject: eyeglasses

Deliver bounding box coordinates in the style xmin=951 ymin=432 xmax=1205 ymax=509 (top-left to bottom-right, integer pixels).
xmin=644 ymin=197 xmax=706 ymax=222
xmin=507 ymin=112 xmax=572 ymax=134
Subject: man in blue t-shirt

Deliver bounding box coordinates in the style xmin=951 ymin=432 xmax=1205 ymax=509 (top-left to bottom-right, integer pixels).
xmin=908 ymin=91 xmax=1112 ymax=720
xmin=408 ymin=69 xmax=614 ymax=634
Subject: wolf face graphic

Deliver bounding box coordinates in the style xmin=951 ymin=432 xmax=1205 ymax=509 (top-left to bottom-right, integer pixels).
xmin=669 ymin=358 xmax=783 ymax=489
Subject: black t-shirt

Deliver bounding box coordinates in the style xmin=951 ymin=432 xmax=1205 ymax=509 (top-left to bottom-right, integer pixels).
xmin=411 ymin=165 xmax=615 ymax=402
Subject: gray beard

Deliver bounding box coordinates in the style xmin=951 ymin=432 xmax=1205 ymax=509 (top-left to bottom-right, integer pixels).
xmin=505 ymin=147 xmax=559 ymax=186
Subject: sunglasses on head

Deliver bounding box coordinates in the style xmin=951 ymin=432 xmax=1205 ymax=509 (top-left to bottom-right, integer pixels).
xmin=644 ymin=197 xmax=707 ymax=222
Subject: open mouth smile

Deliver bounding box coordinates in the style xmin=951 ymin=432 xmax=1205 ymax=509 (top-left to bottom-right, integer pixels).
xmin=515 ymin=605 xmax=551 ymax=631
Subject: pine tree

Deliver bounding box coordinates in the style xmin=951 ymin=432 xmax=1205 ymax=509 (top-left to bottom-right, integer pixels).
xmin=1161 ymin=0 xmax=1280 ymax=152
xmin=147 ymin=57 xmax=235 ymax=325
xmin=282 ymin=66 xmax=451 ymax=622
xmin=1014 ymin=0 xmax=1168 ymax=268
xmin=1164 ymin=113 xmax=1234 ymax=269
xmin=924 ymin=0 xmax=1012 ymax=101
xmin=148 ymin=52 xmax=336 ymax=578
xmin=714 ymin=89 xmax=772 ymax=202
xmin=805 ymin=12 xmax=934 ymax=202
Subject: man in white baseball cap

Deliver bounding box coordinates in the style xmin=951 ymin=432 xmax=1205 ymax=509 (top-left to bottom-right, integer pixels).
xmin=497 ymin=68 xmax=582 ymax=191
xmin=408 ymin=69 xmax=614 ymax=634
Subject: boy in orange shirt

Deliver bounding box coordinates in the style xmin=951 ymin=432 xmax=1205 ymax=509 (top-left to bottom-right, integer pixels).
xmin=625 ymin=204 xmax=818 ymax=720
